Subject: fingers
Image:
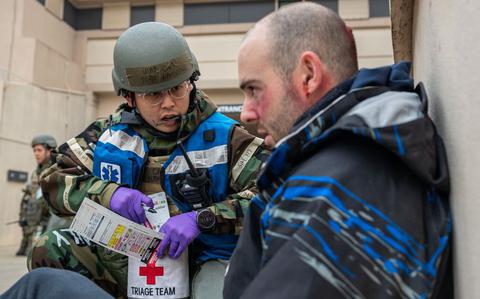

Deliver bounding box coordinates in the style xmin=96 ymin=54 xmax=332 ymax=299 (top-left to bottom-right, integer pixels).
xmin=140 ymin=195 xmax=154 ymax=208
xmin=133 ymin=201 xmax=146 ymax=224
xmin=173 ymin=240 xmax=187 ymax=259
xmin=128 ymin=203 xmax=141 ymax=224
xmin=159 ymin=223 xmax=168 ymax=234
xmin=168 ymin=241 xmax=179 ymax=258
xmin=157 ymin=233 xmax=170 ymax=258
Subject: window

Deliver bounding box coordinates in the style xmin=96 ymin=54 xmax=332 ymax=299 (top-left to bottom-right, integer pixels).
xmin=63 ymin=0 xmax=76 ymax=28
xmin=279 ymin=0 xmax=338 ymax=12
xmin=63 ymin=0 xmax=102 ymax=30
xmin=131 ymin=5 xmax=155 ymax=26
xmin=184 ymin=1 xmax=275 ymax=25
xmin=369 ymin=0 xmax=390 ymax=17
xmin=76 ymin=8 xmax=102 ymax=30
xmin=229 ymin=2 xmax=275 ymax=23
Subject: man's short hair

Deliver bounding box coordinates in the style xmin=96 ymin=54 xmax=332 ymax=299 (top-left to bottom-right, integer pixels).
xmin=264 ymin=2 xmax=358 ymax=83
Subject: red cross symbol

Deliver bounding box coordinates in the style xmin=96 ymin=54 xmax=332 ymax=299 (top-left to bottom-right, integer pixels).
xmin=139 ymin=264 xmax=164 ymax=285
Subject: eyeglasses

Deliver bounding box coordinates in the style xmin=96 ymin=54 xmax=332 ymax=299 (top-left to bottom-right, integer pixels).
xmin=137 ymin=80 xmax=191 ymax=107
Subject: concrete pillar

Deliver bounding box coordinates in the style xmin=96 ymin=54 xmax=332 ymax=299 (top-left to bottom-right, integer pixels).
xmin=102 ymin=2 xmax=130 ymax=30
xmin=45 ymin=0 xmax=63 ymax=19
xmin=339 ymin=0 xmax=369 ymax=19
xmin=156 ymin=0 xmax=183 ymax=27
xmin=390 ymin=0 xmax=413 ymax=62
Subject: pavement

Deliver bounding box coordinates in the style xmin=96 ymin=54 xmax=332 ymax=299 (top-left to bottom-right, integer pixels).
xmin=0 ymin=245 xmax=28 ymax=294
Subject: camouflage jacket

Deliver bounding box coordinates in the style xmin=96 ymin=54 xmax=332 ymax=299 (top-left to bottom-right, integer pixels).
xmin=41 ymin=91 xmax=269 ymax=235
xmin=20 ymin=161 xmax=52 ymax=226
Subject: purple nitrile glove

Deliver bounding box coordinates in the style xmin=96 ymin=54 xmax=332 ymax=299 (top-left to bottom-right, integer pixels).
xmin=109 ymin=187 xmax=154 ymax=224
xmin=157 ymin=211 xmax=200 ymax=259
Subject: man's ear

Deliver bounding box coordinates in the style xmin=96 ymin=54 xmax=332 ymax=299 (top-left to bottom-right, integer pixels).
xmin=296 ymin=51 xmax=335 ymax=105
xmin=298 ymin=51 xmax=323 ymax=99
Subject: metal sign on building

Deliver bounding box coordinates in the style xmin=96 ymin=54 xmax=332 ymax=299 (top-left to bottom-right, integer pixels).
xmin=7 ymin=170 xmax=28 ymax=183
xmin=217 ymin=104 xmax=243 ymax=114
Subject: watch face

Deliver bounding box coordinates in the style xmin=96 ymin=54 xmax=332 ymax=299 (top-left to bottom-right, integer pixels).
xmin=198 ymin=210 xmax=216 ymax=230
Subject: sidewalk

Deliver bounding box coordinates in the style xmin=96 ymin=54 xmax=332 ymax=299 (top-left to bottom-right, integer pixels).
xmin=0 ymin=245 xmax=28 ymax=294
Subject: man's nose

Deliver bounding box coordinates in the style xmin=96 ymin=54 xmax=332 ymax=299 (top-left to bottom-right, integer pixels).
xmin=240 ymin=99 xmax=257 ymax=123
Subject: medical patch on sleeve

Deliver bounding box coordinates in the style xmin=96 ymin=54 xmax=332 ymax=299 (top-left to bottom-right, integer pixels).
xmin=100 ymin=162 xmax=121 ymax=184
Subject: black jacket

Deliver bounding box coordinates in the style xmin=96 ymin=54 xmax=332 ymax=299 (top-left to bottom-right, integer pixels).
xmin=224 ymin=62 xmax=452 ymax=299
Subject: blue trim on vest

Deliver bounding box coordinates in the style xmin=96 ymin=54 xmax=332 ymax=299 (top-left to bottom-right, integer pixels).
xmin=93 ymin=124 xmax=148 ymax=188
xmin=163 ymin=112 xmax=238 ymax=261
xmin=196 ymin=234 xmax=239 ymax=262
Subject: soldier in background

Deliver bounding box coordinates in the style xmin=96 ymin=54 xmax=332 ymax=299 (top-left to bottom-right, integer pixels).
xmin=16 ymin=135 xmax=57 ymax=256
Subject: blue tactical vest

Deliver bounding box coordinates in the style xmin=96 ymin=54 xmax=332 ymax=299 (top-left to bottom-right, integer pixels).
xmin=93 ymin=123 xmax=148 ymax=188
xmin=93 ymin=112 xmax=238 ymax=262
xmin=163 ymin=112 xmax=238 ymax=262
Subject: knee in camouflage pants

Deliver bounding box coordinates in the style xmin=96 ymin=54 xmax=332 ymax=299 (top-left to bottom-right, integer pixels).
xmin=28 ymin=229 xmax=128 ymax=298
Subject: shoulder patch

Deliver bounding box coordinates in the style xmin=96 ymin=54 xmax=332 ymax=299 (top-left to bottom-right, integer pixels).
xmin=100 ymin=162 xmax=122 ymax=184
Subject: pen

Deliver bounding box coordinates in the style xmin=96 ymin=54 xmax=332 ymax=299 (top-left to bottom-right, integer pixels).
xmin=142 ymin=203 xmax=157 ymax=213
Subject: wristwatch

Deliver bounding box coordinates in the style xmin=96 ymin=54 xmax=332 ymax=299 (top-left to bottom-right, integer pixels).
xmin=196 ymin=208 xmax=217 ymax=232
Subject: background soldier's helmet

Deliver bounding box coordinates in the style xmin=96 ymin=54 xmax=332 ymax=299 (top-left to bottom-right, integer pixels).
xmin=31 ymin=134 xmax=57 ymax=149
xmin=112 ymin=22 xmax=200 ymax=95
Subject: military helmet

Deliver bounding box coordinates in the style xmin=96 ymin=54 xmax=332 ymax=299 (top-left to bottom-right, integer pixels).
xmin=31 ymin=134 xmax=57 ymax=149
xmin=112 ymin=22 xmax=198 ymax=95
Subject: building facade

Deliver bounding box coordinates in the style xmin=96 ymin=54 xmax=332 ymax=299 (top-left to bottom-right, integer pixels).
xmin=0 ymin=0 xmax=393 ymax=246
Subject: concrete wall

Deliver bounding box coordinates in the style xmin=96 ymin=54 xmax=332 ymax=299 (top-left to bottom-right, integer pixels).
xmin=412 ymin=1 xmax=480 ymax=297
xmin=2 ymin=0 xmax=85 ymax=90
xmin=0 ymin=0 xmax=94 ymax=246
xmin=0 ymin=82 xmax=95 ymax=246
xmin=96 ymin=92 xmax=122 ymax=119
xmin=103 ymin=2 xmax=130 ymax=30
xmin=23 ymin=0 xmax=85 ymax=91
xmin=0 ymin=0 xmax=16 ymax=81
xmin=90 ymin=18 xmax=393 ymax=118
xmin=203 ymin=88 xmax=244 ymax=105
xmin=59 ymin=0 xmax=394 ymax=118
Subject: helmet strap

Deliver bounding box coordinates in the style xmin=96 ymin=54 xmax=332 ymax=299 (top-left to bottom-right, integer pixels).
xmin=124 ymin=90 xmax=143 ymax=117
xmin=188 ymin=76 xmax=198 ymax=112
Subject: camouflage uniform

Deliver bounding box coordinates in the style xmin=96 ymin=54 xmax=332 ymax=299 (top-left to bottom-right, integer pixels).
xmin=29 ymin=93 xmax=269 ymax=298
xmin=17 ymin=162 xmax=52 ymax=256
